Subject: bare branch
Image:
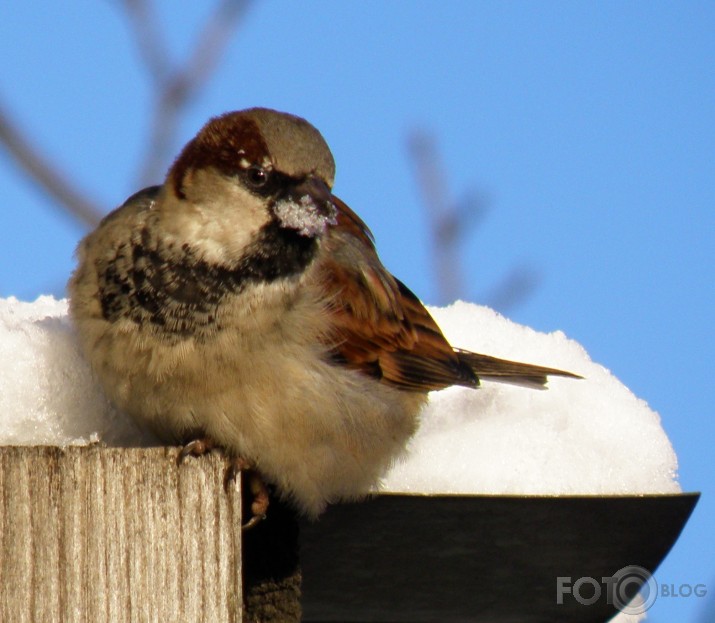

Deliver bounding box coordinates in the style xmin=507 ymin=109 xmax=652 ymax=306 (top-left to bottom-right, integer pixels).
xmin=179 ymin=0 xmax=252 ymax=97
xmin=0 ymin=0 xmax=252 ymax=234
xmin=407 ymin=129 xmax=485 ymax=304
xmin=0 ymin=100 xmax=104 ymax=228
xmin=133 ymin=0 xmax=253 ymax=187
xmin=122 ymin=0 xmax=171 ymax=84
xmin=407 ymin=127 xmax=538 ymax=312
xmin=483 ymin=266 xmax=541 ymax=314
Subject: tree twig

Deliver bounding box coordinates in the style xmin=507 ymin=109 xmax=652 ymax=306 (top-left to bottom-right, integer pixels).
xmin=122 ymin=0 xmax=171 ymax=84
xmin=131 ymin=0 xmax=253 ymax=187
xmin=0 ymin=101 xmax=104 ymax=228
xmin=482 ymin=266 xmax=541 ymax=314
xmin=0 ymin=1 xmax=252 ymax=237
xmin=407 ymin=127 xmax=538 ymax=312
xmin=407 ymin=129 xmax=485 ymax=305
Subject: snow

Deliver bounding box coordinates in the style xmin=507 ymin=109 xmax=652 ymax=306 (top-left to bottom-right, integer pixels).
xmin=382 ymin=301 xmax=680 ymax=495
xmin=273 ymin=195 xmax=337 ymax=237
xmin=0 ymin=296 xmax=679 ymax=498
xmin=0 ymin=296 xmax=150 ymax=446
xmin=0 ymin=295 xmax=676 ymax=622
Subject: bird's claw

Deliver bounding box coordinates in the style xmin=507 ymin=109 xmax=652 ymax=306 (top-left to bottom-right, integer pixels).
xmin=230 ymin=458 xmax=270 ymax=531
xmin=177 ymin=440 xmax=269 ymax=530
xmin=177 ymin=436 xmax=217 ymax=465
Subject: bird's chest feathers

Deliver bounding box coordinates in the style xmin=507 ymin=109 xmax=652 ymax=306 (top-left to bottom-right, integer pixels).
xmin=98 ymin=220 xmax=320 ymax=340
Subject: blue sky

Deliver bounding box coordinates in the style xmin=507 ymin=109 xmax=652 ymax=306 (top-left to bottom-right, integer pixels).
xmin=1 ymin=2 xmax=713 ymax=620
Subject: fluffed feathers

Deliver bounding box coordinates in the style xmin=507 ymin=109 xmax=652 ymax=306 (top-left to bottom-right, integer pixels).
xmin=68 ymin=107 xmax=579 ymax=518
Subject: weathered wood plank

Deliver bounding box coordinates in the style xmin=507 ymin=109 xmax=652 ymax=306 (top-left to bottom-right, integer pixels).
xmin=0 ymin=446 xmax=243 ymax=623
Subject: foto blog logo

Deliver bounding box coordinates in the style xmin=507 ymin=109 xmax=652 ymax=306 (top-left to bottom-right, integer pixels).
xmin=555 ymin=565 xmax=707 ymax=615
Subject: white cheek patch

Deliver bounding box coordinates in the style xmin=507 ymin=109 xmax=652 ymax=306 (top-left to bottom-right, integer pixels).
xmin=273 ymin=195 xmax=337 ymax=237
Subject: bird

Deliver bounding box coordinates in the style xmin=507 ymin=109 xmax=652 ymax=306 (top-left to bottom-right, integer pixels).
xmin=68 ymin=107 xmax=579 ymax=525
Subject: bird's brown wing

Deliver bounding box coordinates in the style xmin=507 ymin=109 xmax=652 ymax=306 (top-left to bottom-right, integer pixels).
xmin=319 ymin=195 xmax=581 ymax=391
xmin=319 ymin=196 xmax=477 ymax=391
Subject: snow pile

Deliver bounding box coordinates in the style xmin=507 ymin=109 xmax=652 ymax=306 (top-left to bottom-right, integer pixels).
xmin=382 ymin=301 xmax=679 ymax=494
xmin=0 ymin=296 xmax=679 ymax=496
xmin=0 ymin=296 xmax=150 ymax=446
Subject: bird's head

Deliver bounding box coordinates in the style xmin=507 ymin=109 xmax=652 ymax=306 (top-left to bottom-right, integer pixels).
xmin=160 ymin=108 xmax=338 ymax=265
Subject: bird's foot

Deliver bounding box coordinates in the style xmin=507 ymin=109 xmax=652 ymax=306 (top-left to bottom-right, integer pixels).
xmin=177 ymin=438 xmax=268 ymax=531
xmin=226 ymin=457 xmax=269 ymax=531
xmin=177 ymin=436 xmax=218 ymax=465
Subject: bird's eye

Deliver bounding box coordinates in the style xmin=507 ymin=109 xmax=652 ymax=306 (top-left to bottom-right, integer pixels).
xmin=245 ymin=165 xmax=269 ymax=188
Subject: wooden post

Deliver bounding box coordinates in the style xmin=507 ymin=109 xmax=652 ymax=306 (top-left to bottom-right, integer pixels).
xmin=0 ymin=446 xmax=300 ymax=623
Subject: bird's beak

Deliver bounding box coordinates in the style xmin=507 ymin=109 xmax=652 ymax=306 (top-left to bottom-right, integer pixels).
xmin=273 ymin=176 xmax=338 ymax=237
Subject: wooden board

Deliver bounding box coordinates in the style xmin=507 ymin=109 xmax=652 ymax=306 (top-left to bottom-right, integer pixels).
xmin=0 ymin=446 xmax=242 ymax=622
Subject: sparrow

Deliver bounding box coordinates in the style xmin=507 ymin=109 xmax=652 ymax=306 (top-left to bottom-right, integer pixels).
xmin=68 ymin=107 xmax=579 ymax=523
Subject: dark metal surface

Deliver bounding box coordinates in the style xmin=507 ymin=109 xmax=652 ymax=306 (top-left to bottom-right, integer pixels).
xmin=300 ymin=493 xmax=699 ymax=623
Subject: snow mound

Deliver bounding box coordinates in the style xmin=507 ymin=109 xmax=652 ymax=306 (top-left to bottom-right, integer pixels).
xmin=0 ymin=296 xmax=678 ymax=496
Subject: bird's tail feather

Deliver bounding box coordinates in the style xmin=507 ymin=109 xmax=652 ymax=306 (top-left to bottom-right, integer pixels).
xmin=456 ymin=349 xmax=583 ymax=389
